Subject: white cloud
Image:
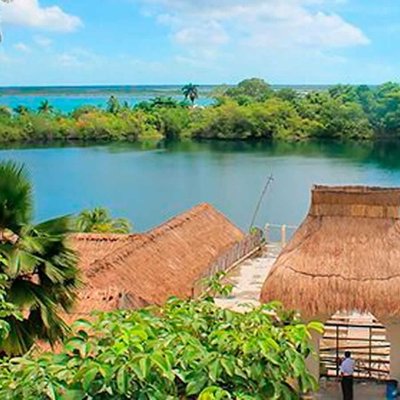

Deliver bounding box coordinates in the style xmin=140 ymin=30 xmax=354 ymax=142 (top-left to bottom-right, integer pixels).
xmin=57 ymin=52 xmax=82 ymax=67
xmin=14 ymin=42 xmax=31 ymax=52
xmin=142 ymin=0 xmax=369 ymax=52
xmin=34 ymin=35 xmax=52 ymax=47
xmin=0 ymin=0 xmax=82 ymax=32
xmin=56 ymin=48 xmax=100 ymax=68
xmin=174 ymin=21 xmax=228 ymax=47
xmin=244 ymin=10 xmax=369 ymax=49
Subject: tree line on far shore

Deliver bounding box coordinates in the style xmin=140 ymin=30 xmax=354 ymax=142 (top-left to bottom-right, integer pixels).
xmin=1 ymin=78 xmax=400 ymax=143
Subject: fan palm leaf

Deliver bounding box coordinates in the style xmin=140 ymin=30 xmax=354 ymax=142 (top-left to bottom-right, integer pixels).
xmin=0 ymin=161 xmax=79 ymax=355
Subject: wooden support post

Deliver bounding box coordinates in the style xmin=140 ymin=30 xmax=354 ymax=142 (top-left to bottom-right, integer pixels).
xmin=281 ymin=224 xmax=287 ymax=247
xmin=369 ymin=326 xmax=372 ymax=379
xmin=336 ymin=325 xmax=340 ymax=378
xmin=265 ymin=223 xmax=270 ymax=243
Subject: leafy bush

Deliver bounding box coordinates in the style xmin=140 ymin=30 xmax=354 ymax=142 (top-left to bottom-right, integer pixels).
xmin=0 ymin=298 xmax=322 ymax=399
xmin=155 ymin=107 xmax=191 ymax=140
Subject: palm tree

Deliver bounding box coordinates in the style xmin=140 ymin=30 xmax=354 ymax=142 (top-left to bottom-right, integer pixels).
xmin=38 ymin=100 xmax=54 ymax=114
xmin=0 ymin=161 xmax=79 ymax=355
xmin=13 ymin=105 xmax=29 ymax=116
xmin=75 ymin=207 xmax=132 ymax=234
xmin=182 ymin=83 xmax=199 ymax=106
xmin=106 ymin=95 xmax=121 ymax=115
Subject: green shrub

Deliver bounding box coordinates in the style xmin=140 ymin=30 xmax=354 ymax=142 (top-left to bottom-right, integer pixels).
xmin=0 ymin=298 xmax=322 ymax=399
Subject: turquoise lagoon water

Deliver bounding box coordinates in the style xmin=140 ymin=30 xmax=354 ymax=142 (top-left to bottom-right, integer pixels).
xmin=0 ymin=84 xmax=332 ymax=113
xmin=0 ymin=140 xmax=399 ymax=232
xmin=0 ymin=85 xmax=215 ymax=113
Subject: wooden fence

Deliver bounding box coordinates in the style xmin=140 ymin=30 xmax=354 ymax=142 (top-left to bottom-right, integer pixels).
xmin=192 ymin=228 xmax=264 ymax=297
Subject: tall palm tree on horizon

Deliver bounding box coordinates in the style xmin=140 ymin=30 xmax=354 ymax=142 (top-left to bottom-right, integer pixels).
xmin=182 ymin=83 xmax=199 ymax=106
xmin=0 ymin=161 xmax=79 ymax=355
xmin=38 ymin=100 xmax=54 ymax=114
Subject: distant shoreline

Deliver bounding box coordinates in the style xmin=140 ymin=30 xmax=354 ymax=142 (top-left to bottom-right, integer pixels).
xmin=0 ymin=84 xmax=335 ymax=96
xmin=0 ymin=79 xmax=398 ymax=143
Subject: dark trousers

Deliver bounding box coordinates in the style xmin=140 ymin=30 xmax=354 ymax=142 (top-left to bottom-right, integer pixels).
xmin=341 ymin=376 xmax=354 ymax=400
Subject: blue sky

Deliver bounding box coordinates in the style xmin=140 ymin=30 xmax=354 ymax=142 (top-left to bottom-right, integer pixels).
xmin=0 ymin=0 xmax=399 ymax=86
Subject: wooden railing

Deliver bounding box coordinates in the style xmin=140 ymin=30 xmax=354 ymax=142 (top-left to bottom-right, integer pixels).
xmin=192 ymin=228 xmax=264 ymax=298
xmin=320 ymin=321 xmax=390 ymax=381
xmin=264 ymin=223 xmax=297 ymax=247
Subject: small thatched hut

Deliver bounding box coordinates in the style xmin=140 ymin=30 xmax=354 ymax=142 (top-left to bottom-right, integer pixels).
xmin=69 ymin=203 xmax=245 ymax=317
xmin=260 ymin=185 xmax=400 ymax=379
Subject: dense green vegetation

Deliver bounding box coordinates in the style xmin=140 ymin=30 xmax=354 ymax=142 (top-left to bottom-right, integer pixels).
xmin=0 ymin=161 xmax=79 ymax=355
xmin=0 ymin=297 xmax=322 ymax=399
xmin=1 ymin=79 xmax=400 ymax=142
xmin=74 ymin=207 xmax=132 ymax=234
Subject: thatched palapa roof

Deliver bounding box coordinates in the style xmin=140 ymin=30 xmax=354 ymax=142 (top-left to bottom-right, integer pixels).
xmin=69 ymin=203 xmax=244 ymax=316
xmin=260 ymin=185 xmax=400 ymax=319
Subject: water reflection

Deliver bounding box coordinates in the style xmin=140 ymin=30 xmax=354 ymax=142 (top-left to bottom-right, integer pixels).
xmin=0 ymin=139 xmax=399 ymax=231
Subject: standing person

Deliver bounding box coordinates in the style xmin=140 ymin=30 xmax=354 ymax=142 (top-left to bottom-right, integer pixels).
xmin=340 ymin=351 xmax=355 ymax=400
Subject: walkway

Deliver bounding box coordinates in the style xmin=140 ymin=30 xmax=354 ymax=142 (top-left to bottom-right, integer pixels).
xmin=215 ymin=244 xmax=279 ymax=310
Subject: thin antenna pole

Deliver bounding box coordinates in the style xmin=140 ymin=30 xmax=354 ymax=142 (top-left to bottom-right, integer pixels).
xmin=249 ymin=174 xmax=274 ymax=231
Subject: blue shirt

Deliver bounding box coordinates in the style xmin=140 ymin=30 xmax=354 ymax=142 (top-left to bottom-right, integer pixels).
xmin=340 ymin=358 xmax=355 ymax=376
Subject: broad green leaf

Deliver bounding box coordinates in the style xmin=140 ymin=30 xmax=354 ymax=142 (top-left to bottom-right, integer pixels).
xmin=82 ymin=367 xmax=98 ymax=392
xmin=116 ymin=365 xmax=128 ymax=394
xmin=186 ymin=375 xmax=208 ymax=396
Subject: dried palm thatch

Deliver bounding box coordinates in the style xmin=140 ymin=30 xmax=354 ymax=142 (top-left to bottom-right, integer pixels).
xmin=69 ymin=203 xmax=244 ymax=316
xmin=260 ymin=185 xmax=400 ymax=319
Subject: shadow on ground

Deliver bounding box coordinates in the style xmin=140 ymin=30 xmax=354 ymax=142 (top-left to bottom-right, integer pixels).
xmin=315 ymin=380 xmax=386 ymax=399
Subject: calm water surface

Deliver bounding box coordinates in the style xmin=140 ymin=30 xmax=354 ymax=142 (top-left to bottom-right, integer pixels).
xmin=0 ymin=140 xmax=399 ymax=232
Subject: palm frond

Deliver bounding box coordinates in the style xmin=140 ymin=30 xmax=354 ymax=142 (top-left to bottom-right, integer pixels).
xmin=0 ymin=161 xmax=79 ymax=355
xmin=0 ymin=161 xmax=33 ymax=231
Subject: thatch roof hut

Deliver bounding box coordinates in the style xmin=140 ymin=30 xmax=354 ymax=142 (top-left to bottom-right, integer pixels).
xmin=260 ymin=185 xmax=400 ymax=320
xmin=261 ymin=185 xmax=400 ymax=380
xmin=69 ymin=203 xmax=244 ymax=316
